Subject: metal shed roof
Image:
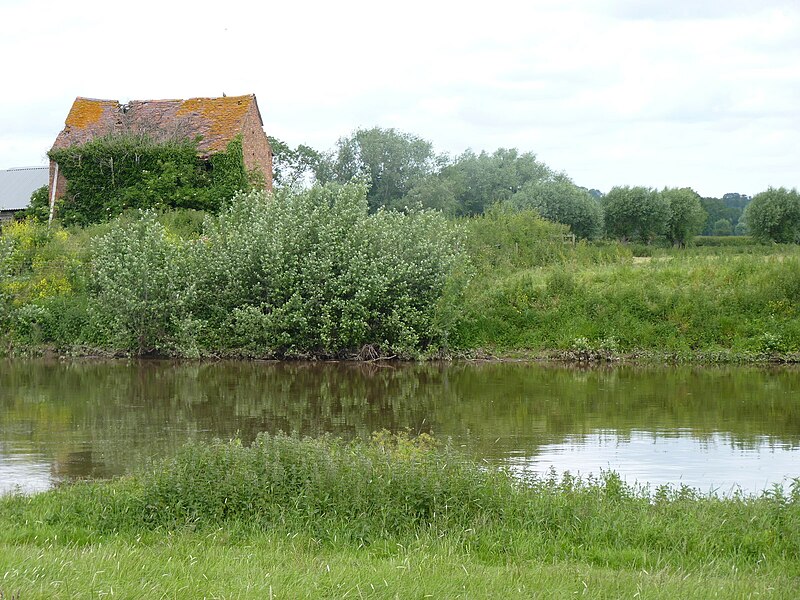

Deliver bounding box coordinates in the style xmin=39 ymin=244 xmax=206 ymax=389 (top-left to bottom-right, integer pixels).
xmin=0 ymin=166 xmax=49 ymax=210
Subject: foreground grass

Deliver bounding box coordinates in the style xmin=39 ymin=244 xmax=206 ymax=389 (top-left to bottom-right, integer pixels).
xmin=1 ymin=433 xmax=798 ymax=598
xmin=3 ymin=531 xmax=796 ymax=599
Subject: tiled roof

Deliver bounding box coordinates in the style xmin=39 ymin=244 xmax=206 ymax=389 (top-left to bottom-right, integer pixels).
xmin=52 ymin=95 xmax=260 ymax=155
xmin=0 ymin=166 xmax=49 ymax=210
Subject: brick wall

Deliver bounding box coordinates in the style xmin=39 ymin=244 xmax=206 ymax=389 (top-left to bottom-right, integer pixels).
xmin=241 ymin=103 xmax=273 ymax=191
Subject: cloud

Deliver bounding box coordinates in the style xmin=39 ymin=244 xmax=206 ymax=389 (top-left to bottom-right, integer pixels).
xmin=598 ymin=0 xmax=797 ymax=20
xmin=1 ymin=0 xmax=798 ymax=197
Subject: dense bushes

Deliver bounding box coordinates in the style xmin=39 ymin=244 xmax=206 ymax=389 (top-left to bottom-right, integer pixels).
xmin=0 ymin=220 xmax=83 ymax=343
xmin=463 ymin=206 xmax=629 ymax=277
xmin=2 ymin=181 xmax=799 ymax=360
xmin=191 ymin=183 xmax=463 ymax=355
xmin=90 ymin=214 xmax=196 ymax=355
xmin=76 ymin=182 xmax=463 ymax=357
xmin=693 ymin=235 xmax=757 ymax=247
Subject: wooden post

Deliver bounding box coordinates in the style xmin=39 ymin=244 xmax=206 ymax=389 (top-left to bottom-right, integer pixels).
xmin=48 ymin=162 xmax=59 ymax=226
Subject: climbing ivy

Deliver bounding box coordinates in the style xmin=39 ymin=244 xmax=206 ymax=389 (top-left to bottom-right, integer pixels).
xmin=49 ymin=134 xmax=249 ymax=226
xmin=208 ymin=136 xmax=249 ymax=200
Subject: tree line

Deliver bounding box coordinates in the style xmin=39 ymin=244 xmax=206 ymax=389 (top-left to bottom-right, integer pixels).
xmin=271 ymin=127 xmax=800 ymax=245
xmin=16 ymin=127 xmax=800 ymax=246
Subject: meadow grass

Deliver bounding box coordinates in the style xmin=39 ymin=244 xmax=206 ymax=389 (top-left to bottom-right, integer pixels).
xmin=1 ymin=434 xmax=798 ymax=598
xmin=2 ymin=531 xmax=796 ymax=599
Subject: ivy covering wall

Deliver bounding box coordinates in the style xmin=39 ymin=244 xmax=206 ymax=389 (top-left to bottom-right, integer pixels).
xmin=49 ymin=134 xmax=249 ymax=226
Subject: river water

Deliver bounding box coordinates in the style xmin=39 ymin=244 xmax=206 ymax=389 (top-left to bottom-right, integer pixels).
xmin=1 ymin=359 xmax=798 ymax=495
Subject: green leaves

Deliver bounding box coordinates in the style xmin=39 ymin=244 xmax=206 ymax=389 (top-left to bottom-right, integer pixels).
xmin=604 ymin=186 xmax=670 ymax=244
xmin=744 ymin=187 xmax=800 ymax=243
xmin=49 ymin=134 xmax=249 ymax=226
xmin=90 ymin=211 xmax=195 ymax=354
xmin=327 ymin=128 xmax=440 ymax=212
xmin=663 ymin=187 xmax=707 ymax=247
xmin=86 ymin=182 xmax=463 ymax=357
xmin=193 ymin=183 xmax=462 ymax=356
xmin=508 ymin=179 xmax=604 ymax=239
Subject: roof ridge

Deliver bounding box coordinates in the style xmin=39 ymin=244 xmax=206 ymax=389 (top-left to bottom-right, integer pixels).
xmin=74 ymin=96 xmax=119 ymax=103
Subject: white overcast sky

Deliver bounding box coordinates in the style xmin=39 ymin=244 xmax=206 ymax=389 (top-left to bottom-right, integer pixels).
xmin=1 ymin=0 xmax=798 ymax=197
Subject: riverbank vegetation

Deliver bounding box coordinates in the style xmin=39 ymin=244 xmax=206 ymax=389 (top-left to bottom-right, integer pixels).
xmin=3 ymin=127 xmax=799 ymax=361
xmin=456 ymin=225 xmax=800 ymax=360
xmin=2 ymin=190 xmax=799 ymax=361
xmin=1 ymin=433 xmax=798 ymax=597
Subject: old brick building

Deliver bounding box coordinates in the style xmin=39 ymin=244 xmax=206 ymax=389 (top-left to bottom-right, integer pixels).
xmin=49 ymin=94 xmax=272 ymax=202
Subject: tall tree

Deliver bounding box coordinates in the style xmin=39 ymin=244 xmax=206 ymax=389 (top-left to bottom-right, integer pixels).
xmin=268 ymin=137 xmax=331 ymax=191
xmin=434 ymin=148 xmax=559 ymax=216
xmin=326 ymin=128 xmax=440 ymax=212
xmin=662 ymin=187 xmax=707 ymax=247
xmin=699 ymin=197 xmax=741 ymax=235
xmin=744 ymin=187 xmax=800 ymax=243
xmin=722 ymin=192 xmax=752 ymax=210
xmin=400 ymin=175 xmax=460 ymax=216
xmin=603 ymin=186 xmax=669 ymax=243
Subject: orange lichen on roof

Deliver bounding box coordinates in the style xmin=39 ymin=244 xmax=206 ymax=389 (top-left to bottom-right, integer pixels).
xmin=176 ymin=95 xmax=253 ymax=151
xmin=64 ymin=98 xmax=118 ymax=129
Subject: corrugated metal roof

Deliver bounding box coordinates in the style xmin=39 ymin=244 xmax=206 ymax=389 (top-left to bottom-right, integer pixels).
xmin=0 ymin=166 xmax=49 ymax=210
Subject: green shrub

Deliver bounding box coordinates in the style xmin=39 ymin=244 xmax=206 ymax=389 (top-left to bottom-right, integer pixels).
xmin=192 ymin=183 xmax=463 ymax=357
xmin=693 ymin=236 xmax=758 ymax=247
xmin=463 ymin=206 xmax=572 ymax=275
xmin=89 ymin=211 xmax=195 ymax=354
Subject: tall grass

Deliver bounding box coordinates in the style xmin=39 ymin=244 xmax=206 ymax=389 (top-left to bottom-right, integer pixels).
xmin=3 ymin=433 xmax=798 ymax=573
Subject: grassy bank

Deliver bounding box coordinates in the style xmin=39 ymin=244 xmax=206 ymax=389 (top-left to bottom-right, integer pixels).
xmin=456 ymin=252 xmax=800 ymax=359
xmin=457 ymin=210 xmax=800 ymax=360
xmin=1 ymin=434 xmax=798 ymax=598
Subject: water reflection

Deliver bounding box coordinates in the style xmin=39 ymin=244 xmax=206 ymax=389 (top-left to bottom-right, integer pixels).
xmin=0 ymin=359 xmax=798 ymax=494
xmin=507 ymin=430 xmax=799 ymax=495
xmin=0 ymin=451 xmax=53 ymax=495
